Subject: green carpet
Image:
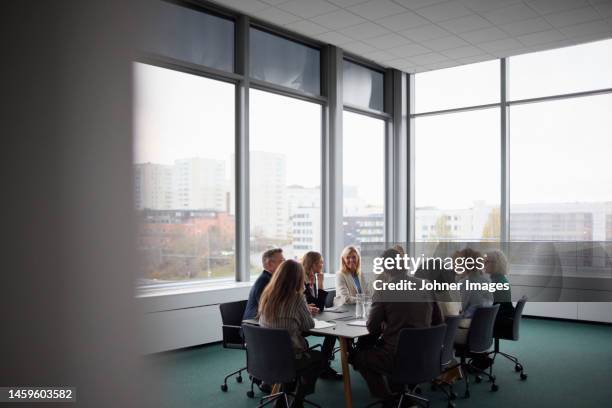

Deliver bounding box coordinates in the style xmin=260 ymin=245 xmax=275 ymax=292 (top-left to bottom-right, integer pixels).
xmin=148 ymin=318 xmax=612 ymax=408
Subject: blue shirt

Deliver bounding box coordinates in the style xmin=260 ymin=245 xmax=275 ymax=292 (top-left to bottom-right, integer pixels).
xmin=243 ymin=270 xmax=272 ymax=320
xmin=352 ymin=274 xmax=363 ymax=294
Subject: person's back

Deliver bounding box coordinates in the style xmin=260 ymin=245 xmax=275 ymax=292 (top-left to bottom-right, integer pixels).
xmin=242 ymin=248 xmax=284 ymax=321
xmin=259 ymin=293 xmax=314 ymax=353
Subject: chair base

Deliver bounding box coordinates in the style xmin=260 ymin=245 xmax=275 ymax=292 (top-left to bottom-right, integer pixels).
xmin=456 ymin=354 xmax=499 ymax=399
xmin=364 ymin=386 xmax=431 ymax=408
xmin=258 ymin=391 xmax=321 ymax=408
xmin=221 ymin=366 xmax=246 ymax=392
xmin=488 ymin=338 xmax=528 ymax=380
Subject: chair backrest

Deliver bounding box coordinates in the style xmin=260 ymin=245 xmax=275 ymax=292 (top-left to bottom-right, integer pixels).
xmin=391 ymin=324 xmax=446 ymax=385
xmin=242 ymin=324 xmax=296 ymax=385
xmin=467 ymin=304 xmax=499 ymax=353
xmin=511 ymin=296 xmax=528 ymax=341
xmin=441 ymin=316 xmax=461 ymax=366
xmin=325 ymin=290 xmax=336 ymax=308
xmin=219 ymin=300 xmax=247 ymax=347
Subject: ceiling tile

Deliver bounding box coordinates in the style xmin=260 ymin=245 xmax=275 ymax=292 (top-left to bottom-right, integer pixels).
xmin=479 ymin=37 xmax=524 ymax=52
xmin=544 ymin=6 xmax=601 ymax=28
xmin=342 ymin=41 xmax=377 ymax=54
xmin=461 ymin=0 xmax=522 ymax=13
xmin=313 ymin=31 xmax=355 ymax=45
xmin=386 ymin=57 xmax=416 ymax=66
xmin=500 ymin=17 xmax=553 ymax=36
xmin=441 ymin=44 xmax=487 ymax=58
xmin=311 ymin=9 xmax=367 ymax=29
xmin=438 ymin=13 xmax=492 ymax=34
xmin=526 ymin=0 xmax=589 ymax=15
xmin=593 ymin=2 xmax=612 ymax=18
xmin=376 ymin=11 xmax=430 ymax=31
xmin=362 ymin=49 xmax=400 ymax=61
xmin=517 ymin=29 xmax=567 ymax=45
xmin=363 ymin=33 xmax=413 ymax=48
xmin=252 ymin=7 xmax=302 ymax=25
xmin=559 ymin=20 xmax=611 ymax=37
xmin=327 ymin=0 xmax=370 ymax=6
xmin=414 ymin=1 xmax=473 ymax=22
xmin=483 ymin=3 xmax=540 ymax=25
xmin=339 ymin=21 xmax=392 ymax=39
xmin=421 ymin=35 xmax=470 ymax=50
xmin=410 ymin=52 xmax=449 ymax=64
xmin=459 ymin=26 xmax=509 ymax=43
xmin=260 ymin=0 xmax=287 ymax=5
xmin=391 ymin=43 xmax=432 ymax=56
xmin=400 ymin=24 xmax=452 ymax=41
xmin=454 ymin=54 xmax=494 ymax=65
xmin=288 ymin=20 xmax=330 ymax=35
xmin=394 ymin=0 xmax=449 ymax=9
xmin=277 ymin=0 xmax=338 ymax=19
xmin=348 ymin=0 xmax=408 ymax=20
xmin=424 ymin=60 xmax=460 ymax=70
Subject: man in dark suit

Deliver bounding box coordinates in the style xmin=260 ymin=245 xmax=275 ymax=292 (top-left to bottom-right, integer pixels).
xmin=352 ymin=248 xmax=443 ymax=404
xmin=243 ymin=248 xmax=284 ymax=320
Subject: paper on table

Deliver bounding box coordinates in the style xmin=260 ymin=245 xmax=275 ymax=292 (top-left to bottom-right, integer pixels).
xmin=346 ymin=320 xmax=367 ymax=327
xmin=313 ymin=319 xmax=336 ymax=329
xmin=324 ymin=306 xmax=348 ymax=313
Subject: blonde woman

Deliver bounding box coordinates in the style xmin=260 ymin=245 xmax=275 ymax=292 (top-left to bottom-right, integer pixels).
xmin=334 ymin=245 xmax=367 ymax=306
xmin=485 ymin=249 xmax=514 ymax=319
xmin=259 ymin=259 xmax=323 ymax=403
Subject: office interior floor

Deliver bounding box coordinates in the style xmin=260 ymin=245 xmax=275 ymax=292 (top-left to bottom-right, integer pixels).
xmin=147 ymin=318 xmax=612 ymax=408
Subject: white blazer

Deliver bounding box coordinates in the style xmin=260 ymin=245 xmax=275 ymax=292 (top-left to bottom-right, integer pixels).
xmin=334 ymin=271 xmax=367 ymax=306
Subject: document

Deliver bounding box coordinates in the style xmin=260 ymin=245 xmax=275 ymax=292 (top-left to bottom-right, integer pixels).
xmin=346 ymin=320 xmax=367 ymax=327
xmin=313 ymin=319 xmax=336 ymax=329
xmin=324 ymin=306 xmax=348 ymax=313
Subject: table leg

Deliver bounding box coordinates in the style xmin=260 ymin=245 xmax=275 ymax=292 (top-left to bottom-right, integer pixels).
xmin=338 ymin=337 xmax=353 ymax=408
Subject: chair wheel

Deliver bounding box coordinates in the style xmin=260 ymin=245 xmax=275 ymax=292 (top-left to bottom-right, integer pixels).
xmin=450 ymin=392 xmax=457 ymax=400
xmin=515 ymin=364 xmax=521 ymax=372
xmin=475 ymin=376 xmax=482 ymax=383
xmin=464 ymin=390 xmax=470 ymax=398
xmin=221 ymin=384 xmax=228 ymax=392
xmin=246 ymin=390 xmax=255 ymax=398
xmin=491 ymin=383 xmax=499 ymax=392
xmin=521 ymin=373 xmax=528 ymax=380
xmin=414 ymin=386 xmax=422 ymax=394
xmin=236 ymin=375 xmax=243 ymax=383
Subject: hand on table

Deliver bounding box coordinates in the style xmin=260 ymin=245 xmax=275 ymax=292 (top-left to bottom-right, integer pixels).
xmin=308 ymin=304 xmax=320 ymax=316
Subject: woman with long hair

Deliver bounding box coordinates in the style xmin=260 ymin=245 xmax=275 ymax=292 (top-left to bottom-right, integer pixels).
xmin=258 ymin=259 xmax=323 ymax=404
xmin=334 ymin=245 xmax=367 ymax=305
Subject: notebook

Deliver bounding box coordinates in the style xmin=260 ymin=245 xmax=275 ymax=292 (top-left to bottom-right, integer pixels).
xmin=313 ymin=319 xmax=336 ymax=329
xmin=346 ymin=320 xmax=367 ymax=327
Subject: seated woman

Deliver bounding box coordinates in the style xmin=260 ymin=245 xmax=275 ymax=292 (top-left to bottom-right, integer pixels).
xmin=454 ymin=248 xmax=494 ymax=345
xmin=259 ymin=259 xmax=323 ymax=406
xmin=485 ymin=249 xmax=515 ymax=333
xmin=301 ymin=252 xmax=342 ymax=381
xmin=334 ymin=245 xmax=367 ymax=306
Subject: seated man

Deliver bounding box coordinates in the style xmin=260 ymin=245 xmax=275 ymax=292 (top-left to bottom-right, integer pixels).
xmin=352 ymin=248 xmax=442 ymax=405
xmin=243 ymin=248 xmax=284 ymax=321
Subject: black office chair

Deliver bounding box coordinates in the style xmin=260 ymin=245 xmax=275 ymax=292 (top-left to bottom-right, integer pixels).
xmin=489 ymin=296 xmax=528 ymax=380
xmin=432 ymin=315 xmax=462 ymax=407
xmin=219 ymin=300 xmax=248 ymax=392
xmin=454 ymin=304 xmax=500 ymax=398
xmin=367 ymin=324 xmax=447 ymax=408
xmin=242 ymin=324 xmax=321 ymax=408
xmin=325 ymin=289 xmax=336 ymax=308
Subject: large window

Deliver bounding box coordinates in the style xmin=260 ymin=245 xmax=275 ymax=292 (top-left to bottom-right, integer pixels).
xmin=415 ymin=108 xmax=500 ymax=241
xmin=343 ymin=60 xmax=384 ymax=112
xmin=133 ymin=63 xmax=235 ymax=285
xmin=415 ymin=60 xmax=500 ymax=113
xmin=343 ymin=111 xmax=386 ymax=247
xmin=510 ymin=94 xmax=612 ymax=241
xmin=249 ymin=90 xmax=322 ymax=272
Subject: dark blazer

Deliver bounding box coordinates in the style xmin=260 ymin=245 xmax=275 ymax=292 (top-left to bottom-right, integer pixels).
xmin=243 ymin=270 xmax=272 ymax=320
xmin=367 ymin=275 xmax=443 ymax=353
xmin=304 ymin=282 xmax=328 ymax=312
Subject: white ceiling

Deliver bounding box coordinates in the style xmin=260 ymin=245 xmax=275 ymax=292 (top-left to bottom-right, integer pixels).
xmin=211 ymin=0 xmax=612 ymax=73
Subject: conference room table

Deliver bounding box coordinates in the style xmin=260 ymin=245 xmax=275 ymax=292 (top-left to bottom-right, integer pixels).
xmin=243 ymin=304 xmax=369 ymax=408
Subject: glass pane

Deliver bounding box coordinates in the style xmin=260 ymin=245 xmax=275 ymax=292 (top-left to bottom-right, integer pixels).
xmin=415 ymin=60 xmax=500 ymax=113
xmin=133 ymin=63 xmax=235 ymax=285
xmin=343 ymin=60 xmax=384 ymax=111
xmin=250 ymin=28 xmax=320 ymax=95
xmin=147 ymin=1 xmax=234 ymax=71
xmin=343 ymin=111 xmax=385 ymax=247
xmin=415 ymin=108 xmax=500 ymax=241
xmin=509 ymin=39 xmax=612 ymax=101
xmin=510 ymin=94 xmax=612 ymax=241
xmin=249 ymin=90 xmax=322 ymax=273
